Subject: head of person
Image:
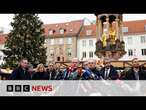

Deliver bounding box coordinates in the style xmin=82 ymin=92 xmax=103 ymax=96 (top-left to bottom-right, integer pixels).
xmin=48 ymin=63 xmax=54 ymax=70
xmin=132 ymin=58 xmax=139 ymax=68
xmin=103 ymin=58 xmax=111 ymax=69
xmin=36 ymin=64 xmax=46 ymax=73
xmin=28 ymin=64 xmax=34 ymax=73
xmin=87 ymin=59 xmax=96 ymax=69
xmin=83 ymin=61 xmax=88 ymax=69
xmin=19 ymin=58 xmax=29 ymax=69
xmin=71 ymin=58 xmax=79 ymax=68
xmin=54 ymin=63 xmax=60 ymax=70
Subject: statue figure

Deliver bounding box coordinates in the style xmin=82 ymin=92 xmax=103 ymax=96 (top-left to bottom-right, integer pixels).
xmin=105 ymin=38 xmax=111 ymax=51
xmin=101 ymin=32 xmax=107 ymax=47
xmin=109 ymin=26 xmax=116 ymax=45
xmin=121 ymin=41 xmax=125 ymax=51
xmin=115 ymin=39 xmax=121 ymax=50
xmin=96 ymin=39 xmax=103 ymax=51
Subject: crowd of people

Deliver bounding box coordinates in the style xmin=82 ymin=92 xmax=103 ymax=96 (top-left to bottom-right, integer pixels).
xmin=8 ymin=57 xmax=146 ymax=80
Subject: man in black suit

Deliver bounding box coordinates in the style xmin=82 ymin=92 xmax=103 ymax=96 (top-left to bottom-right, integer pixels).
xmin=100 ymin=58 xmax=119 ymax=80
xmin=46 ymin=63 xmax=57 ymax=80
xmin=9 ymin=58 xmax=31 ymax=80
xmin=123 ymin=58 xmax=146 ymax=80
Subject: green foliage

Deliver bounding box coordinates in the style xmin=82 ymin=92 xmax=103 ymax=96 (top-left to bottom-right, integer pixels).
xmin=3 ymin=14 xmax=47 ymax=68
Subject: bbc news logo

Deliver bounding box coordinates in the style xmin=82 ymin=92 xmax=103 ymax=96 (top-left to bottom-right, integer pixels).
xmin=7 ymin=85 xmax=30 ymax=92
xmin=7 ymin=85 xmax=53 ymax=92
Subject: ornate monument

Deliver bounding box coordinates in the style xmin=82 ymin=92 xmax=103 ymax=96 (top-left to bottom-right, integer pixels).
xmin=95 ymin=14 xmax=126 ymax=60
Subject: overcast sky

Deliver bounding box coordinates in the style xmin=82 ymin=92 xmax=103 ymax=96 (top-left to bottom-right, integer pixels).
xmin=0 ymin=14 xmax=146 ymax=33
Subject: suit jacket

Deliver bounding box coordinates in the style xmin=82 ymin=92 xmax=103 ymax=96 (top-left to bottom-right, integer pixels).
xmin=100 ymin=65 xmax=119 ymax=80
xmin=122 ymin=68 xmax=146 ymax=80
xmin=32 ymin=72 xmax=49 ymax=80
xmin=9 ymin=67 xmax=31 ymax=80
xmin=47 ymin=69 xmax=57 ymax=80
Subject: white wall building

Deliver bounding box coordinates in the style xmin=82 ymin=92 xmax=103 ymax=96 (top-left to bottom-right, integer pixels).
xmin=78 ymin=19 xmax=146 ymax=61
xmin=77 ymin=24 xmax=99 ymax=61
xmin=77 ymin=38 xmax=98 ymax=61
xmin=120 ymin=20 xmax=146 ymax=61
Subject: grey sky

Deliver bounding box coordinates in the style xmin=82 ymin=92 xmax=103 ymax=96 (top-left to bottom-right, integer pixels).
xmin=0 ymin=14 xmax=146 ymax=33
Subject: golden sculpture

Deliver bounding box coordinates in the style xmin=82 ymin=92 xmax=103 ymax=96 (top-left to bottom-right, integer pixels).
xmin=101 ymin=32 xmax=107 ymax=47
xmin=109 ymin=26 xmax=116 ymax=44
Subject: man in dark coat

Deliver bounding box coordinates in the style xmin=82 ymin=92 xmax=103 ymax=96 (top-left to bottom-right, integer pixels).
xmin=100 ymin=58 xmax=119 ymax=80
xmin=46 ymin=63 xmax=57 ymax=80
xmin=9 ymin=58 xmax=31 ymax=80
xmin=83 ymin=58 xmax=102 ymax=80
xmin=122 ymin=58 xmax=146 ymax=80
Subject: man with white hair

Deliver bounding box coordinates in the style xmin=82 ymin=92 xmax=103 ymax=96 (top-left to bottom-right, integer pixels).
xmin=82 ymin=58 xmax=101 ymax=80
xmin=63 ymin=58 xmax=80 ymax=80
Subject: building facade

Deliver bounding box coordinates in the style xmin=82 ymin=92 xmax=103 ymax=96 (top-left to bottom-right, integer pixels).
xmin=43 ymin=20 xmax=83 ymax=63
xmin=120 ymin=20 xmax=146 ymax=60
xmin=77 ymin=19 xmax=146 ymax=61
xmin=0 ymin=34 xmax=7 ymax=65
xmin=77 ymin=24 xmax=98 ymax=61
xmin=0 ymin=19 xmax=146 ymax=65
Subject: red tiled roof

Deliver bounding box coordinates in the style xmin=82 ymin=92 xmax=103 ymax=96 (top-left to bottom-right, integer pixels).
xmin=123 ymin=19 xmax=146 ymax=34
xmin=0 ymin=19 xmax=146 ymax=44
xmin=79 ymin=24 xmax=96 ymax=37
xmin=43 ymin=20 xmax=84 ymax=38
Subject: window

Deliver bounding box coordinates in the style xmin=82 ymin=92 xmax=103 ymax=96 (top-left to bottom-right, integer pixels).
xmin=141 ymin=36 xmax=145 ymax=43
xmin=50 ymin=39 xmax=54 ymax=45
xmin=67 ymin=48 xmax=72 ymax=57
xmin=86 ymin=30 xmax=92 ymax=35
xmin=60 ymin=28 xmax=64 ymax=34
xmin=89 ymin=51 xmax=93 ymax=58
xmin=127 ymin=37 xmax=133 ymax=44
xmin=82 ymin=40 xmax=86 ymax=47
xmin=82 ymin=52 xmax=86 ymax=58
xmin=141 ymin=49 xmax=146 ymax=56
xmin=122 ymin=27 xmax=128 ymax=33
xmin=49 ymin=30 xmax=53 ymax=35
xmin=62 ymin=57 xmax=64 ymax=61
xmin=57 ymin=57 xmax=60 ymax=61
xmin=67 ymin=38 xmax=72 ymax=44
xmin=128 ymin=49 xmax=133 ymax=56
xmin=50 ymin=49 xmax=54 ymax=57
xmin=89 ymin=40 xmax=93 ymax=47
xmin=59 ymin=38 xmax=63 ymax=44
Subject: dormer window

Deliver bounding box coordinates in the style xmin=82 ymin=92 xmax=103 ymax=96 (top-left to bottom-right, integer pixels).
xmin=49 ymin=29 xmax=55 ymax=35
xmin=86 ymin=30 xmax=92 ymax=35
xmin=49 ymin=30 xmax=53 ymax=35
xmin=65 ymin=23 xmax=69 ymax=26
xmin=60 ymin=28 xmax=66 ymax=34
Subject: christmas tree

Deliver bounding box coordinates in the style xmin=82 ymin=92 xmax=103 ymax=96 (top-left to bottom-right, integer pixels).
xmin=2 ymin=14 xmax=47 ymax=68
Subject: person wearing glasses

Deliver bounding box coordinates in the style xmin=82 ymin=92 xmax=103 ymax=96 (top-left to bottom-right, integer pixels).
xmin=9 ymin=58 xmax=31 ymax=80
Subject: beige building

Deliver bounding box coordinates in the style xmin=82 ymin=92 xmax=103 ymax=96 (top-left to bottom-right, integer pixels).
xmin=43 ymin=20 xmax=84 ymax=63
